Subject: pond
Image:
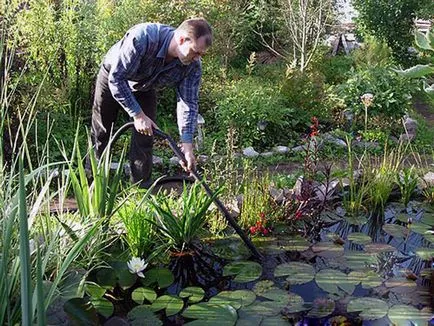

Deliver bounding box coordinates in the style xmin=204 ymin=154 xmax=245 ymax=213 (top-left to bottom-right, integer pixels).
xmin=60 ymin=199 xmax=434 ymax=325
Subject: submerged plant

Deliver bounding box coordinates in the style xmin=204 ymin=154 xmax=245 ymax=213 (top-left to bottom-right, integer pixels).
xmin=149 ymin=182 xmax=220 ymax=253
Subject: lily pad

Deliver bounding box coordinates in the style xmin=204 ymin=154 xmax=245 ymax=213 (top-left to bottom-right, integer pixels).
xmin=307 ymin=298 xmax=335 ymax=318
xmin=179 ymin=287 xmax=205 ymax=303
xmin=274 ymin=262 xmax=315 ymax=285
xmin=209 ymin=290 xmax=256 ymax=309
xmin=315 ymin=269 xmax=355 ymax=295
xmin=311 ymin=242 xmax=344 ymax=258
xmin=347 ymin=270 xmax=382 ymax=289
xmin=255 ymin=236 xmax=310 ymax=255
xmin=383 ymin=224 xmax=407 ymax=239
xmin=252 ymin=280 xmax=277 ymax=296
xmin=388 ymin=304 xmax=432 ymax=326
xmin=364 ymin=243 xmax=396 ymax=254
xmin=150 ymin=295 xmax=184 ymax=316
xmin=408 ymin=222 xmax=431 ymax=235
xmin=85 ymin=282 xmax=106 ymax=298
xmin=110 ymin=261 xmax=136 ymax=289
xmin=346 ymin=214 xmax=368 ymax=226
xmin=182 ymin=303 xmax=237 ymax=323
xmin=236 ymin=315 xmax=289 ymax=326
xmin=223 ymin=261 xmax=262 ymax=283
xmin=421 ymin=213 xmax=434 ymax=226
xmin=91 ymin=297 xmax=113 ymax=318
xmin=343 ymin=251 xmax=378 ymax=270
xmin=128 ymin=305 xmax=162 ymax=326
xmin=64 ymin=298 xmax=99 ymax=325
xmin=385 ymin=276 xmax=417 ymax=294
xmin=415 ymin=247 xmax=434 ymax=260
xmin=142 ymin=268 xmax=174 ymax=288
xmin=395 ymin=213 xmax=411 ymax=223
xmin=347 ymin=297 xmax=388 ymax=320
xmin=132 ymin=287 xmax=157 ymax=304
xmin=283 ymin=235 xmax=310 ymax=252
xmin=347 ymin=233 xmax=372 ymax=245
xmin=238 ymin=301 xmax=282 ymax=317
xmin=423 ymin=233 xmax=434 ymax=243
xmin=210 ymin=237 xmax=250 ymax=260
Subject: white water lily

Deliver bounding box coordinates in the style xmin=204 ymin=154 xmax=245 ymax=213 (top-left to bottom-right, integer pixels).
xmin=127 ymin=257 xmax=148 ymax=278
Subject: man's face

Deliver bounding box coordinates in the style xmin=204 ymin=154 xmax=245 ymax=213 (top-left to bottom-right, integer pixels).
xmin=177 ymin=35 xmax=208 ymax=65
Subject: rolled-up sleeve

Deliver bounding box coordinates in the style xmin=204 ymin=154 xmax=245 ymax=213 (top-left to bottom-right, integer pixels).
xmin=176 ymin=61 xmax=202 ymax=143
xmin=107 ymin=28 xmax=146 ymax=117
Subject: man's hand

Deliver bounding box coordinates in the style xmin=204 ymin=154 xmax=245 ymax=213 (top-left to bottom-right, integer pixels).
xmin=180 ymin=142 xmax=196 ymax=172
xmin=133 ymin=111 xmax=158 ymax=136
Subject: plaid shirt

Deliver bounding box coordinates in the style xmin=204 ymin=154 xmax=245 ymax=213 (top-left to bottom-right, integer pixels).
xmin=103 ymin=23 xmax=202 ymax=143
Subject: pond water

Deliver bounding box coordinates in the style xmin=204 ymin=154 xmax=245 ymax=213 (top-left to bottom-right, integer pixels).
xmin=158 ymin=200 xmax=434 ymax=325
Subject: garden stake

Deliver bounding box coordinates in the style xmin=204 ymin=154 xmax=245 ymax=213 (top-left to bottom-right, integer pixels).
xmin=109 ymin=122 xmax=263 ymax=259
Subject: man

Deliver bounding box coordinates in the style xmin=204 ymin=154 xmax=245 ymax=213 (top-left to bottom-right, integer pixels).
xmin=91 ymin=18 xmax=212 ymax=187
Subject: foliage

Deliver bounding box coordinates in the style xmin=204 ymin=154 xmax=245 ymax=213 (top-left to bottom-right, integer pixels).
xmin=212 ymin=75 xmax=297 ymax=149
xmin=328 ymin=67 xmax=416 ymax=133
xmin=396 ymin=167 xmax=419 ymax=206
xmin=148 ymin=182 xmax=219 ymax=252
xmin=352 ymin=0 xmax=428 ymax=66
xmin=314 ymin=52 xmax=355 ymax=85
xmin=394 ymin=29 xmax=434 ymax=99
xmin=351 ymin=36 xmax=393 ymax=70
xmin=117 ymin=190 xmax=157 ymax=258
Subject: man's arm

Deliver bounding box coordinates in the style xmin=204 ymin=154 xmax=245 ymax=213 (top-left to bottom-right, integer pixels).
xmin=176 ymin=61 xmax=202 ymax=171
xmin=107 ymin=25 xmax=158 ymax=134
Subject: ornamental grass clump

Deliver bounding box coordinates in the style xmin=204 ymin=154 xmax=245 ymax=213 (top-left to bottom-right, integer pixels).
xmin=148 ymin=182 xmax=220 ymax=253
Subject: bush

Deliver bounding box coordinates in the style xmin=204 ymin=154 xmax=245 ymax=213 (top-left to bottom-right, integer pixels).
xmin=328 ymin=67 xmax=417 ymax=133
xmin=209 ymin=76 xmax=298 ymax=150
xmin=314 ymin=54 xmax=355 ymax=85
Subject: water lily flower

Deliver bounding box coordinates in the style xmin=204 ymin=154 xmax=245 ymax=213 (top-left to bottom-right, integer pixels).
xmin=127 ymin=257 xmax=148 ymax=278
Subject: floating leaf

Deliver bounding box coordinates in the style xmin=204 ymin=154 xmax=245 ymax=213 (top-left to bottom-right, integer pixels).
xmin=142 ymin=268 xmax=174 ymax=288
xmin=182 ymin=303 xmax=237 ymax=323
xmin=238 ymin=301 xmax=282 ymax=317
xmin=128 ymin=305 xmax=162 ymax=326
xmin=210 ymin=237 xmax=250 ymax=260
xmin=409 ymin=222 xmax=431 ymax=235
xmin=283 ymin=235 xmax=310 ymax=252
xmin=132 ymin=287 xmax=157 ymax=304
xmin=364 ymin=243 xmax=396 ymax=254
xmin=209 ymin=290 xmax=256 ymax=309
xmin=252 ymin=280 xmax=277 ymax=296
xmin=315 ymin=269 xmax=355 ymax=295
xmin=383 ymin=224 xmax=407 ymax=239
xmin=179 ymin=287 xmax=205 ymax=303
xmin=255 ymin=236 xmax=310 ymax=255
xmin=274 ymin=262 xmax=315 ymax=285
xmin=91 ymin=298 xmax=113 ymax=318
xmin=311 ymin=242 xmax=344 ymax=258
xmin=343 ymin=251 xmax=377 ymax=270
xmin=64 ymin=298 xmax=99 ymax=325
xmin=110 ymin=261 xmax=136 ymax=289
xmin=347 ymin=233 xmax=372 ymax=245
xmin=416 ymin=248 xmax=434 ymax=260
xmin=423 ymin=233 xmax=434 ymax=243
xmin=421 ymin=213 xmax=434 ymax=226
xmin=85 ymin=282 xmax=106 ymax=298
xmin=385 ymin=276 xmax=417 ymax=294
xmin=395 ymin=213 xmax=410 ymax=223
xmin=346 ymin=215 xmax=368 ymax=226
xmin=150 ymin=295 xmax=184 ymax=316
xmin=307 ymin=298 xmax=335 ymax=318
xmin=223 ymin=261 xmax=262 ymax=283
xmin=347 ymin=270 xmax=382 ymax=289
xmin=388 ymin=304 xmax=432 ymax=326
xmin=320 ymin=211 xmax=344 ymax=223
xmin=347 ymin=298 xmax=388 ymax=320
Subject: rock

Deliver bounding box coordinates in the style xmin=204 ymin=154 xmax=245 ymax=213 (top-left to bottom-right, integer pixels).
xmin=269 ymin=187 xmax=285 ymax=204
xmin=110 ymin=162 xmax=120 ymax=170
xmin=291 ymin=145 xmax=306 ymax=152
xmin=422 ymin=171 xmax=434 ymax=188
xmin=323 ymin=133 xmax=347 ymax=147
xmin=169 ymin=156 xmax=179 ymax=165
xmin=124 ymin=163 xmax=131 ymax=176
xmin=260 ymin=151 xmax=274 ymax=157
xmin=314 ymin=179 xmax=340 ymax=202
xmin=242 ymin=147 xmax=259 ymax=157
xmin=197 ymin=154 xmax=209 ymax=163
xmin=273 ymin=146 xmax=290 ymax=154
xmin=353 ymin=141 xmax=381 ymax=150
xmin=152 ymin=155 xmax=163 ymax=166
xmin=226 ymin=197 xmax=241 ymax=218
xmin=233 ymin=153 xmax=242 ymax=159
xmin=399 ymin=116 xmax=417 ymax=142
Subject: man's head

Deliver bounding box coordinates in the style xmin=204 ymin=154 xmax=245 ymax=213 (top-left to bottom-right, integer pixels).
xmin=174 ymin=18 xmax=212 ymax=65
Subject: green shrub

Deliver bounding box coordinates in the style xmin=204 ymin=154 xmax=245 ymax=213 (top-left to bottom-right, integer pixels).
xmin=314 ymin=54 xmax=355 ymax=85
xmin=329 ymin=67 xmax=416 ymax=133
xmin=351 ymin=36 xmax=393 ymax=70
xmin=210 ymin=76 xmax=298 ymax=149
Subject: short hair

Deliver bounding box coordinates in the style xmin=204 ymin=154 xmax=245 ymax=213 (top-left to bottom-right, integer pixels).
xmin=177 ymin=18 xmax=212 ymax=47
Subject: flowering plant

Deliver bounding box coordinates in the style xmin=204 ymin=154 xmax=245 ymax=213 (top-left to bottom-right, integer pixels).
xmin=127 ymin=257 xmax=148 ymax=278
xmin=249 ymin=212 xmax=272 ymax=236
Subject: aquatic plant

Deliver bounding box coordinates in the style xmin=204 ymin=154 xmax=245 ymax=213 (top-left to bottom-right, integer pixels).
xmin=149 ymin=182 xmax=220 ymax=253
xmin=396 ymin=166 xmax=419 ymax=206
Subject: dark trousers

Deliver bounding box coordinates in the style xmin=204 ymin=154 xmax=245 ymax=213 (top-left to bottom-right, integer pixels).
xmin=91 ymin=65 xmax=156 ymax=186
